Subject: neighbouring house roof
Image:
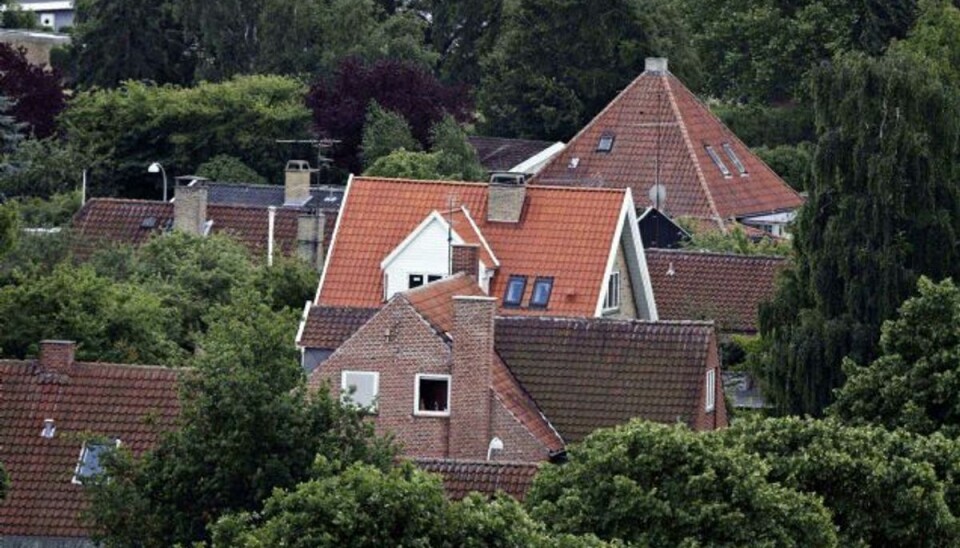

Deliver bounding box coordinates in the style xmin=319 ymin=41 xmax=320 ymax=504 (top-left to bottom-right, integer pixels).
xmin=0 ymin=358 xmax=180 ymax=539
xmin=297 ymin=306 xmax=379 ymax=350
xmin=645 ymin=249 xmax=787 ymax=333
xmin=316 ymin=177 xmax=633 ymax=317
xmin=70 ymin=198 xmax=335 ymax=260
xmin=196 ymin=181 xmax=345 ymax=210
xmin=468 ymin=136 xmax=559 ymax=173
xmin=494 ymin=316 xmax=716 ymax=443
xmin=404 ymin=273 xmax=488 ymax=335
xmin=532 ymin=62 xmax=803 ymax=225
xmin=415 ymin=459 xmax=541 ymax=501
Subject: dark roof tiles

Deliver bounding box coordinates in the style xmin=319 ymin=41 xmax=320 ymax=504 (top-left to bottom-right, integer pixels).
xmin=298 ymin=306 xmax=379 ymax=349
xmin=415 ymin=458 xmax=540 ymax=501
xmin=468 ymin=136 xmax=557 ymax=172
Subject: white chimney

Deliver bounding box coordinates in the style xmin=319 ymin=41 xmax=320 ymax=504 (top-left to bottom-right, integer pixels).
xmin=645 ymin=57 xmax=668 ymax=73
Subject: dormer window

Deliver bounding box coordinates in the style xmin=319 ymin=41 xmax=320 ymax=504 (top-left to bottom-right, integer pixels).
xmin=597 ymin=132 xmax=615 ymax=153
xmin=503 ymin=275 xmax=527 ymax=307
xmin=722 ymin=143 xmax=747 ymax=175
xmin=72 ymin=439 xmax=121 ymax=484
xmin=530 ymin=277 xmax=554 ymax=308
xmin=705 ymin=145 xmax=731 ymax=177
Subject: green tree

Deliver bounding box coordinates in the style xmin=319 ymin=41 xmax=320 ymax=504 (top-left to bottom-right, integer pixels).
xmin=179 ymin=0 xmax=264 ymax=80
xmin=1 ymin=1 xmax=38 ymax=29
xmin=86 ymin=288 xmax=395 ymax=546
xmin=727 ymin=416 xmax=960 ymax=546
xmin=758 ymin=50 xmax=960 ymax=416
xmin=478 ymin=0 xmax=702 ymax=140
xmin=422 ymin=0 xmax=505 ymax=86
xmin=364 ymin=149 xmax=444 ymax=179
xmin=678 ymin=222 xmax=792 ymax=256
xmin=895 ymin=0 xmax=960 ymax=86
xmin=0 ymin=138 xmax=92 ymax=198
xmin=526 ymin=420 xmax=838 ymax=547
xmin=361 ymin=101 xmax=420 ymax=167
xmin=831 ymin=277 xmax=960 ymax=436
xmin=0 ymin=94 xmax=23 ymax=163
xmin=196 ymin=154 xmax=267 ymax=185
xmin=430 ymin=115 xmax=486 ymax=181
xmin=0 ymin=203 xmax=16 ymax=258
xmin=753 ymin=143 xmax=814 ymax=191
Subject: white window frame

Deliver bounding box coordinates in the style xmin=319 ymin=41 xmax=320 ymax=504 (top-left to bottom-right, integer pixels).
xmin=72 ymin=439 xmax=121 ymax=484
xmin=341 ymin=371 xmax=379 ymax=411
xmin=705 ymin=145 xmax=732 ymax=177
xmin=414 ymin=373 xmax=451 ymax=417
xmin=722 ymin=143 xmax=747 ymax=175
xmin=603 ymin=271 xmax=621 ymax=311
xmin=705 ymin=369 xmax=716 ymax=412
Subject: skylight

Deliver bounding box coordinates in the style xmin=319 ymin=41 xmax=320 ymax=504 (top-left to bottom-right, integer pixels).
xmin=597 ymin=132 xmax=615 ymax=153
xmin=72 ymin=439 xmax=120 ymax=484
xmin=140 ymin=217 xmax=157 ymax=229
xmin=705 ymin=145 xmax=731 ymax=177
xmin=530 ymin=277 xmax=554 ymax=308
xmin=722 ymin=143 xmax=747 ymax=175
xmin=503 ymin=275 xmax=527 ymax=308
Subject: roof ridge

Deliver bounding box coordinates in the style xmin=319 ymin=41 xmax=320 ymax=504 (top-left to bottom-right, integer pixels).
xmin=527 ymin=184 xmax=626 ymax=195
xmin=647 ymin=248 xmax=789 ymax=262
xmin=494 ymin=315 xmax=716 ymax=328
xmin=0 ymin=359 xmax=184 ymax=372
xmin=354 ymin=177 xmax=488 ymax=188
xmin=412 ymin=457 xmax=542 ymax=467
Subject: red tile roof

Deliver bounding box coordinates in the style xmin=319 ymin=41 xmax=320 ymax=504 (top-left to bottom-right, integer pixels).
xmin=494 ymin=317 xmax=718 ymax=442
xmin=297 ymin=306 xmax=379 ymax=349
xmin=645 ymin=249 xmax=787 ymax=333
xmin=415 ymin=458 xmax=540 ymax=501
xmin=448 ymin=208 xmax=498 ymax=267
xmin=0 ymin=359 xmax=180 ymax=538
xmin=533 ymin=68 xmax=803 ymax=224
xmin=404 ymin=273 xmax=487 ymax=335
xmin=318 ymin=177 xmax=628 ymax=317
xmin=71 ymin=198 xmax=336 ymax=260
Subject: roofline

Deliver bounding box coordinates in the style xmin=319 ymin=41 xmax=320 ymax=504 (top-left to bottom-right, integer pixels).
xmin=595 ymin=193 xmax=629 ymax=317
xmin=315 ymin=173 xmax=354 ymax=304
xmin=294 ymin=300 xmax=312 ymax=348
xmin=493 ymin=315 xmax=716 ymax=329
xmin=736 ymin=206 xmax=802 ymax=219
xmin=459 ymin=205 xmax=501 ymax=267
xmin=411 ymin=457 xmax=543 ymax=467
xmin=77 ymin=196 xmax=317 ymax=214
xmin=625 ymin=192 xmax=659 ymax=321
xmin=0 ymin=359 xmax=184 ymax=372
xmin=379 ymin=210 xmax=451 ymax=269
xmin=638 ymin=207 xmax=693 ymax=238
xmin=509 ymin=141 xmax=566 ymax=173
xmin=646 ymin=248 xmax=789 ymax=262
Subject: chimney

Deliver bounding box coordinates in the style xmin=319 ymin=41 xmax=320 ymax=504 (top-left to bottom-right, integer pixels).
xmin=285 ymin=160 xmax=312 ymax=206
xmin=486 ymin=180 xmax=526 ymax=223
xmin=645 ymin=57 xmax=668 ymax=73
xmin=449 ymin=296 xmax=496 ymax=459
xmin=174 ymin=184 xmax=208 ymax=235
xmin=39 ymin=340 xmax=76 ymax=374
xmin=297 ymin=210 xmax=326 ymax=271
xmin=451 ymin=244 xmax=479 ymax=280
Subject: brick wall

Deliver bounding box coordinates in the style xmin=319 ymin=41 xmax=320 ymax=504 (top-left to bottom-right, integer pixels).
xmin=694 ymin=331 xmax=729 ymax=431
xmin=450 ymin=297 xmax=496 ymax=459
xmin=451 ymin=244 xmax=479 ymax=279
xmin=491 ymin=397 xmax=553 ymax=462
xmin=38 ymin=340 xmax=76 ymax=374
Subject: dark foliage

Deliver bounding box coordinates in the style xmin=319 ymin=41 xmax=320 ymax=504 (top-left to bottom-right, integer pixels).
xmin=0 ymin=44 xmax=65 ymax=138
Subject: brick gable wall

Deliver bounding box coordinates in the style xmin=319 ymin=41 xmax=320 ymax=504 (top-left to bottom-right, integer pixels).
xmin=694 ymin=331 xmax=729 ymax=430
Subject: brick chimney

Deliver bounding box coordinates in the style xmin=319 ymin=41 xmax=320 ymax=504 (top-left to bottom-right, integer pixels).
xmin=451 ymin=244 xmax=479 ymax=280
xmin=39 ymin=340 xmax=76 ymax=374
xmin=645 ymin=57 xmax=668 ymax=73
xmin=486 ymin=180 xmax=526 ymax=223
xmin=297 ymin=210 xmax=326 ymax=271
xmin=450 ymin=296 xmax=496 ymax=459
xmin=285 ymin=160 xmax=312 ymax=206
xmin=174 ymin=184 xmax=208 ymax=235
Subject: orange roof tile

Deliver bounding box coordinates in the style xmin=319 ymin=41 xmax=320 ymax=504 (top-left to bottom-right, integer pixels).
xmin=404 ymin=273 xmax=487 ymax=334
xmin=533 ymin=67 xmax=803 ymax=224
xmin=318 ymin=177 xmax=628 ymax=317
xmin=447 ymin=207 xmax=498 ymax=267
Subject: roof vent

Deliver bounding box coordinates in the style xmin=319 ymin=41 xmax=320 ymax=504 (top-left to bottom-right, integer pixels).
xmin=568 ymin=157 xmax=580 ymax=169
xmin=40 ymin=418 xmax=55 ymax=439
xmin=140 ymin=217 xmax=157 ymax=229
xmin=667 ymin=262 xmax=676 ymax=276
xmin=645 ymin=57 xmax=668 ymax=73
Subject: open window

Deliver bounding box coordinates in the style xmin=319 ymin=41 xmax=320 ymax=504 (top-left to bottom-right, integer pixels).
xmin=72 ymin=439 xmax=121 ymax=484
xmin=415 ymin=374 xmax=451 ymax=416
xmin=705 ymin=369 xmax=716 ymax=412
xmin=529 ymin=277 xmax=554 ymax=309
xmin=341 ymin=371 xmax=379 ymax=411
xmin=603 ymin=271 xmax=621 ymax=311
xmin=503 ymin=275 xmax=527 ymax=308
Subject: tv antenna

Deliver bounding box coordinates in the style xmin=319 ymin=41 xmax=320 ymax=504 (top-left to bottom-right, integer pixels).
xmin=275 ymin=138 xmax=340 ymax=168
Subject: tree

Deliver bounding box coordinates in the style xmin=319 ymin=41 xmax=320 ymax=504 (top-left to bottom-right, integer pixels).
xmin=0 ymin=95 xmax=22 ymax=164
xmin=361 ymin=102 xmax=420 ymax=167
xmin=0 ymin=138 xmax=92 ymax=198
xmin=677 ymin=222 xmax=791 ymax=256
xmin=0 ymin=203 xmax=16 ymax=258
xmin=196 ymin=154 xmax=267 ymax=185
xmin=831 ymin=277 xmax=960 ymax=437
xmin=422 ymin=0 xmax=505 ymax=86
xmin=1 ymin=1 xmax=38 ymax=29
xmin=758 ymin=50 xmax=960 ymax=416
xmin=0 ymin=43 xmax=65 ymax=138
xmin=754 ymin=143 xmax=813 ymax=191
xmin=430 ymin=115 xmax=486 ymax=181
xmin=478 ymin=0 xmax=702 ymax=141
xmin=364 ymin=149 xmax=445 ymax=179
xmin=179 ymin=0 xmax=264 ymax=80
xmin=526 ymin=420 xmax=838 ymax=547
xmin=895 ymin=0 xmax=960 ymax=86
xmin=85 ymin=289 xmax=394 ymax=546
xmin=307 ymin=57 xmax=472 ymax=173
xmin=727 ymin=416 xmax=960 ymax=546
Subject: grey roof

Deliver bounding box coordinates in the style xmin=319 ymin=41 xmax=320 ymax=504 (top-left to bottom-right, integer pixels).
xmin=468 ymin=136 xmax=557 ymax=172
xmin=196 ymin=182 xmax=345 ymax=210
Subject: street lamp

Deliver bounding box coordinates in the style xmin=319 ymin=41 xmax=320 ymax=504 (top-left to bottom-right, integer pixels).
xmin=148 ymin=162 xmax=168 ymax=201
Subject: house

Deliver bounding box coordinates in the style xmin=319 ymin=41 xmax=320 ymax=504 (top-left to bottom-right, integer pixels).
xmin=308 ymin=275 xmax=726 ymax=464
xmin=533 ymin=58 xmax=804 ymax=236
xmin=71 ymin=164 xmax=335 ymax=269
xmin=14 ymin=1 xmax=73 ymax=31
xmin=415 ymin=459 xmax=540 ymax=501
xmin=0 ymin=29 xmax=70 ymax=66
xmin=0 ymin=341 xmax=180 ymax=546
xmin=638 ymin=207 xmax=690 ymax=249
xmin=468 ymin=136 xmax=565 ymax=175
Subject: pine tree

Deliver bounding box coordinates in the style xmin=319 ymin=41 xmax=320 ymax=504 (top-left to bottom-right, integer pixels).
xmin=758 ymin=49 xmax=960 ymax=416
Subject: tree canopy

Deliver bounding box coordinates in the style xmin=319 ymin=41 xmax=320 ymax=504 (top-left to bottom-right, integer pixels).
xmin=0 ymin=44 xmax=64 ymax=138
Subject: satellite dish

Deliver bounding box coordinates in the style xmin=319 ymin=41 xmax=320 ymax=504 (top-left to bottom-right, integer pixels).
xmin=648 ymin=183 xmax=667 ymax=209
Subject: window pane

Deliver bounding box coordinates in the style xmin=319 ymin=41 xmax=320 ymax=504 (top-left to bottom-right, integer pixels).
xmin=504 ymin=276 xmax=526 ymax=306
xmin=531 ymin=278 xmax=553 ymax=307
xmin=409 ymin=275 xmax=424 ymax=289
xmin=418 ymin=378 xmax=449 ymax=412
xmin=74 ymin=440 xmax=118 ymax=482
xmin=705 ymin=370 xmax=716 ymax=411
xmin=604 ymin=272 xmax=621 ymax=309
xmin=722 ymin=143 xmax=747 ymax=175
xmin=343 ymin=372 xmax=377 ymax=408
xmin=427 ymin=275 xmax=443 ymax=283
xmin=705 ymin=145 xmax=731 ymax=177
xmin=597 ymin=133 xmax=615 ymax=152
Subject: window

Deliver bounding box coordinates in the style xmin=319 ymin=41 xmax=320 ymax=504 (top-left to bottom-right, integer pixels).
xmin=603 ymin=271 xmax=621 ymax=311
xmin=409 ymin=274 xmax=424 ymax=289
xmin=427 ymin=275 xmax=443 ymax=283
xmin=705 ymin=369 xmax=716 ymax=412
xmin=530 ymin=277 xmax=554 ymax=308
xmin=503 ymin=275 xmax=527 ymax=307
xmin=722 ymin=143 xmax=747 ymax=175
xmin=597 ymin=132 xmax=615 ymax=152
xmin=704 ymin=145 xmax=731 ymax=177
xmin=341 ymin=371 xmax=379 ymax=410
xmin=72 ymin=439 xmax=120 ymax=484
xmin=415 ymin=374 xmax=451 ymax=416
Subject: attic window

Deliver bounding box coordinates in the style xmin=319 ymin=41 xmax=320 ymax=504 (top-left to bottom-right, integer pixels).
xmin=415 ymin=374 xmax=451 ymax=416
xmin=603 ymin=271 xmax=621 ymax=311
xmin=529 ymin=277 xmax=554 ymax=309
xmin=705 ymin=145 xmax=731 ymax=177
xmin=342 ymin=371 xmax=379 ymax=411
xmin=72 ymin=439 xmax=121 ymax=484
xmin=722 ymin=143 xmax=747 ymax=175
xmin=503 ymin=275 xmax=527 ymax=308
xmin=597 ymin=133 xmax=615 ymax=153
xmin=705 ymin=369 xmax=716 ymax=412
xmin=140 ymin=217 xmax=157 ymax=229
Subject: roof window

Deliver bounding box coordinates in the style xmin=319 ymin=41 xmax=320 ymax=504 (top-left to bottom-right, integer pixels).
xmin=722 ymin=143 xmax=747 ymax=175
xmin=529 ymin=277 xmax=554 ymax=308
xmin=597 ymin=132 xmax=615 ymax=153
xmin=503 ymin=275 xmax=527 ymax=308
xmin=705 ymin=145 xmax=731 ymax=177
xmin=72 ymin=439 xmax=120 ymax=484
xmin=140 ymin=217 xmax=157 ymax=229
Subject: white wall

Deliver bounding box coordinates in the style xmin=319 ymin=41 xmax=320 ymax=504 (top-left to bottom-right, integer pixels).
xmin=383 ymin=218 xmax=452 ymax=299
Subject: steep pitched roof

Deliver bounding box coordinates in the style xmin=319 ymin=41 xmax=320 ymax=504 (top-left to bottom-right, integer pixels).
xmin=415 ymin=459 xmax=540 ymax=501
xmin=297 ymin=306 xmax=379 ymax=350
xmin=645 ymin=249 xmax=787 ymax=333
xmin=468 ymin=136 xmax=558 ymax=172
xmin=494 ymin=317 xmax=715 ymax=442
xmin=71 ymin=198 xmax=335 ymax=260
xmin=317 ymin=177 xmax=630 ymax=317
xmin=533 ymin=64 xmax=803 ymax=223
xmin=404 ymin=273 xmax=488 ymax=335
xmin=0 ymin=359 xmax=180 ymax=538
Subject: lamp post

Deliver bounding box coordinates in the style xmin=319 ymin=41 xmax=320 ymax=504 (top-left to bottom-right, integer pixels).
xmin=148 ymin=162 xmax=168 ymax=201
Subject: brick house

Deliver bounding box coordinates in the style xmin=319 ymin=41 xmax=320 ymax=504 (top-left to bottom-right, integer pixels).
xmin=0 ymin=341 xmax=180 ymax=547
xmin=533 ymin=58 xmax=804 ymax=236
xmin=308 ymin=275 xmax=726 ymax=464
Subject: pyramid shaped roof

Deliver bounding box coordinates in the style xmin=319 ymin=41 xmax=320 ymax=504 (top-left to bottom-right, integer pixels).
xmin=533 ymin=60 xmax=804 ymax=225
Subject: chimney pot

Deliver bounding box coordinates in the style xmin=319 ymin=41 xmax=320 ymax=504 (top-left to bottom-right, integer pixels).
xmin=645 ymin=57 xmax=668 ymax=73
xmin=39 ymin=340 xmax=76 ymax=374
xmin=174 ymin=184 xmax=208 ymax=235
